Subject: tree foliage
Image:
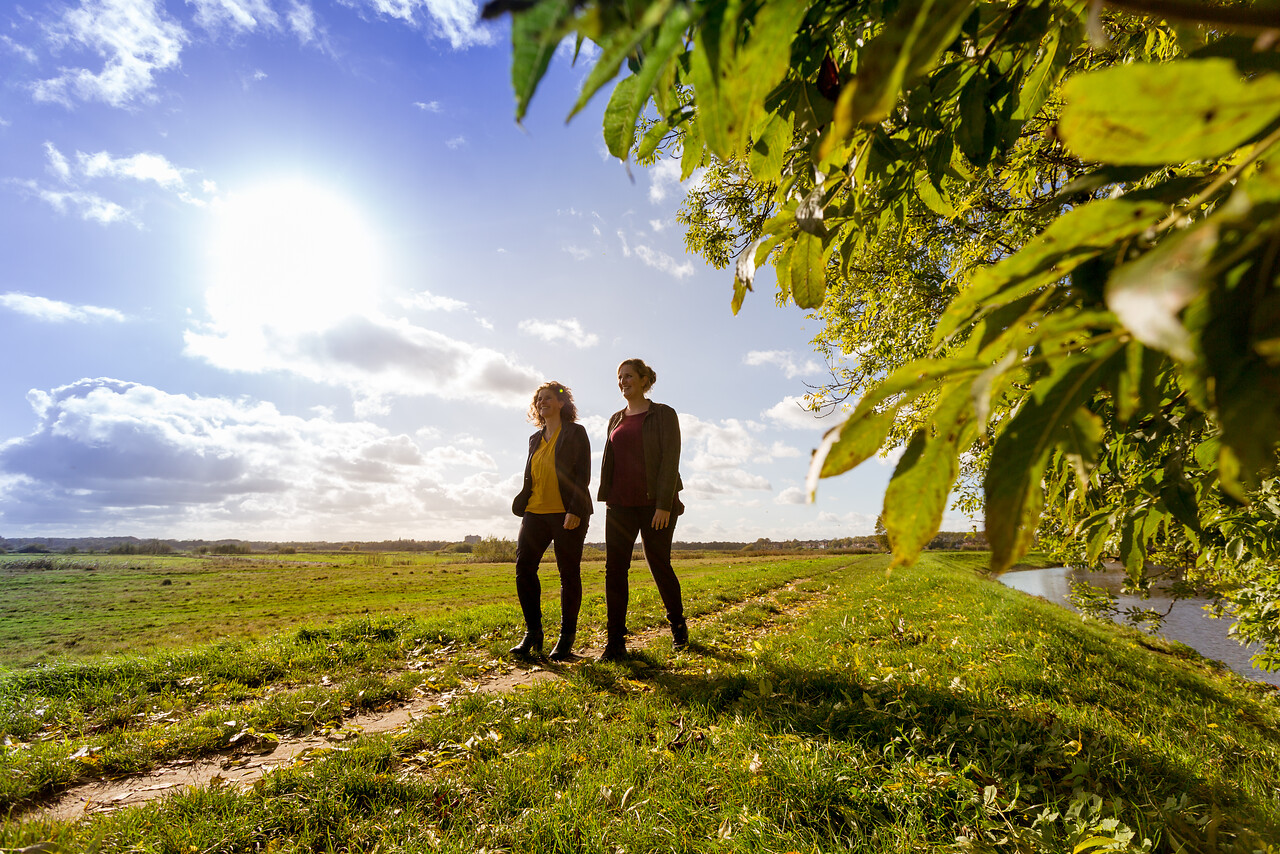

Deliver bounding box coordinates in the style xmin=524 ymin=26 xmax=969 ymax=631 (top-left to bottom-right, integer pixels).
xmin=484 ymin=0 xmax=1280 ymax=664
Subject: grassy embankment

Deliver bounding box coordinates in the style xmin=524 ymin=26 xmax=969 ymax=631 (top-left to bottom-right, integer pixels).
xmin=2 ymin=551 xmax=1279 ymax=852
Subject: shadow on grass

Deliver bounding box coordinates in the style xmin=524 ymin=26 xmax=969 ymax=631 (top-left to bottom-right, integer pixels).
xmin=575 ymin=650 xmax=1278 ymax=846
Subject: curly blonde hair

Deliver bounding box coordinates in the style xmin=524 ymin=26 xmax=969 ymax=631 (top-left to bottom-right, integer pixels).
xmin=527 ymin=381 xmax=578 ymax=426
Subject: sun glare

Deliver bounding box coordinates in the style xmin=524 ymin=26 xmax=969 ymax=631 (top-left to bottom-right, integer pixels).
xmin=207 ymin=179 xmax=384 ymax=333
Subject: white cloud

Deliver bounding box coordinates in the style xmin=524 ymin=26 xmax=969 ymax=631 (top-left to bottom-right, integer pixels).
xmin=33 ymin=0 xmax=187 ymax=107
xmin=189 ymin=0 xmax=280 ymax=33
xmin=634 ymin=245 xmax=694 ymax=278
xmin=186 ymin=312 xmax=542 ymax=414
xmin=286 ymin=1 xmax=321 ymax=42
xmin=649 ymin=218 xmax=666 ymax=232
xmin=3 ymin=34 xmax=40 ymax=64
xmin=423 ymin=444 xmax=497 ymax=469
xmin=187 ymin=0 xmax=322 ymax=45
xmin=445 ymin=135 xmax=466 ymax=149
xmin=414 ymin=100 xmax=442 ymax=112
xmin=745 ymin=349 xmax=824 ymax=379
xmin=44 ymin=142 xmax=73 ymax=182
xmin=359 ymin=0 xmax=493 ymax=49
xmin=876 ymin=443 xmax=905 ymax=467
xmin=670 ymin=413 xmax=810 ymax=501
xmin=563 ymin=245 xmax=591 ymax=261
xmin=32 ymin=143 xmax=206 ymax=215
xmin=0 ymin=293 xmax=126 ymax=323
xmin=616 ymin=231 xmax=694 ymax=279
xmin=29 ymin=185 xmax=135 ymax=225
xmin=763 ymin=395 xmax=831 ymax=430
xmin=682 ymin=415 xmax=777 ymax=472
xmin=775 ymin=486 xmax=807 ymax=505
xmin=0 ymin=378 xmax=513 ymax=539
xmin=684 ymin=469 xmax=772 ymax=496
xmin=647 ymin=157 xmax=684 ymax=203
xmin=518 ymin=318 xmax=600 ymax=349
xmin=402 ymin=290 xmax=468 ymax=312
xmin=77 ymin=150 xmax=189 ymax=190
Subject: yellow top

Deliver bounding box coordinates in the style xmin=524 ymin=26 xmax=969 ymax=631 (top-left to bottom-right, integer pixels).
xmin=526 ymin=426 xmax=565 ymax=514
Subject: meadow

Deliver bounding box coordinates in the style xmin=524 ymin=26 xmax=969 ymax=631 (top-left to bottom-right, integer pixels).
xmin=2 ymin=549 xmax=1279 ymax=852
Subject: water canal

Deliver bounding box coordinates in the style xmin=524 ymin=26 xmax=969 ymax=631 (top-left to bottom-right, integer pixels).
xmin=998 ymin=565 xmax=1280 ymax=687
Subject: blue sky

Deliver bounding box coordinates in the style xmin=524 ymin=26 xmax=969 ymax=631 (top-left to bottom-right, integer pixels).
xmin=0 ymin=0 xmax=970 ymax=543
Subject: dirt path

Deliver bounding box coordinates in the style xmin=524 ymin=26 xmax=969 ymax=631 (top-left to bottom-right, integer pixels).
xmin=35 ymin=649 xmax=585 ymax=823
xmin=29 ymin=579 xmax=822 ymax=823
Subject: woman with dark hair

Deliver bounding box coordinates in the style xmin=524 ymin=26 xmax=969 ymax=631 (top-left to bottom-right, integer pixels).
xmin=510 ymin=381 xmax=592 ymax=660
xmin=596 ymin=358 xmax=687 ymax=661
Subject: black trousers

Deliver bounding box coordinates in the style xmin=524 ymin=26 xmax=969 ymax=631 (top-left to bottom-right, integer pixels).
xmin=515 ymin=512 xmax=587 ymax=634
xmin=604 ymin=504 xmax=684 ymax=638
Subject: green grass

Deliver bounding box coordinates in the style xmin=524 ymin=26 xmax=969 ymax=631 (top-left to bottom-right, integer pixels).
xmin=3 ymin=552 xmax=1278 ymax=853
xmin=0 ymin=551 xmax=801 ymax=667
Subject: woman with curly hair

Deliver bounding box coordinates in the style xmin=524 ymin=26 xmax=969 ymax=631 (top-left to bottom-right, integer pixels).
xmin=510 ymin=381 xmax=592 ymax=660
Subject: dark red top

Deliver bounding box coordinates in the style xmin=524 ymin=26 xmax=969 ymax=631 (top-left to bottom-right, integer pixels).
xmin=606 ymin=411 xmax=650 ymax=506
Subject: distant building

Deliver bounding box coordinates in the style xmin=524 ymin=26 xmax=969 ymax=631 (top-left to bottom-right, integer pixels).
xmin=463 ymin=535 xmax=481 ymax=545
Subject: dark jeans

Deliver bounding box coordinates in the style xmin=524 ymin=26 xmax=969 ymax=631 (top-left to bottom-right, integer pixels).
xmin=515 ymin=513 xmax=587 ymax=634
xmin=604 ymin=504 xmax=684 ymax=638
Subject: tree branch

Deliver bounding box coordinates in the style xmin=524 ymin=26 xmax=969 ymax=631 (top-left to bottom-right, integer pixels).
xmin=1104 ymin=0 xmax=1280 ymax=33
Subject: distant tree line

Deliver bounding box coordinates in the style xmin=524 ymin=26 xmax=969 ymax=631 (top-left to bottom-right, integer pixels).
xmin=0 ymin=533 xmax=987 ymax=558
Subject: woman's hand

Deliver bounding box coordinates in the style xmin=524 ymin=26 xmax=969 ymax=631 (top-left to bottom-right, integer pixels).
xmin=564 ymin=513 xmax=581 ymax=530
xmin=651 ymin=508 xmax=671 ymax=530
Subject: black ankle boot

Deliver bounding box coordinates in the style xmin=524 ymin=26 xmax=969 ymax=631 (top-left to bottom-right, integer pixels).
xmin=548 ymin=634 xmax=576 ymax=661
xmin=671 ymin=618 xmax=688 ymax=650
xmin=598 ymin=639 xmax=627 ymax=662
xmin=509 ymin=629 xmax=543 ymax=657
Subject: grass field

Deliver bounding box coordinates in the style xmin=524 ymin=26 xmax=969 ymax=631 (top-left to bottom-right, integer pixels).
xmin=2 ymin=550 xmax=1279 ymax=852
xmin=0 ymin=549 xmax=779 ymax=667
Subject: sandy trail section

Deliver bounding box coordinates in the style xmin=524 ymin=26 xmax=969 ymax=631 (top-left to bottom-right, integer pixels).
xmin=34 ymin=649 xmax=585 ymax=824
xmin=29 ymin=578 xmax=818 ymax=825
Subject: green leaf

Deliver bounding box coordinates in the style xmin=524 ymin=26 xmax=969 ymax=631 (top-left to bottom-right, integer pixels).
xmin=829 ymin=0 xmax=974 ymax=145
xmin=1012 ymin=28 xmax=1061 ymax=121
xmin=1083 ymin=510 xmax=1113 ymax=566
xmin=773 ymin=242 xmax=793 ymax=304
xmin=511 ymin=0 xmax=574 ymax=122
xmin=1061 ymin=407 xmax=1103 ymax=487
xmin=1060 ymin=60 xmax=1280 ymax=165
xmin=956 ymin=70 xmax=988 ymax=164
xmin=1106 ymin=219 xmax=1219 ymax=363
xmin=986 ymin=342 xmax=1125 ymax=572
xmin=636 ymin=116 xmax=674 ymax=162
xmin=680 ymin=114 xmax=705 ymax=181
xmin=690 ymin=0 xmax=806 ymax=160
xmin=790 ymin=231 xmax=826 ymax=309
xmin=568 ymin=0 xmax=677 ymax=121
xmin=1160 ymin=464 xmax=1201 ymax=533
xmin=937 ymin=199 xmax=1168 ymax=345
xmin=812 ymin=357 xmax=989 ymax=481
xmin=913 ymin=170 xmax=954 ymax=217
xmin=1119 ymin=512 xmax=1144 ymax=576
xmin=749 ymin=110 xmax=793 ymax=185
xmin=731 ymin=278 xmax=747 ymax=315
xmin=603 ymin=75 xmax=642 ymax=158
xmin=884 ymin=383 xmax=975 ymax=567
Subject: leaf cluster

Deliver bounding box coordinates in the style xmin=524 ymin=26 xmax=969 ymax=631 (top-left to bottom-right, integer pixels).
xmin=488 ymin=0 xmax=1280 ymax=662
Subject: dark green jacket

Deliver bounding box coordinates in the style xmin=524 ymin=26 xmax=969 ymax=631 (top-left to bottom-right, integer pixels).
xmin=512 ymin=421 xmax=593 ymax=518
xmin=597 ymin=402 xmax=684 ymax=514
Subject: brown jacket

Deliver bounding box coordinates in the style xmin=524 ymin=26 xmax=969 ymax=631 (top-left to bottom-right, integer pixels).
xmin=512 ymin=421 xmax=593 ymax=518
xmin=597 ymin=402 xmax=684 ymax=514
